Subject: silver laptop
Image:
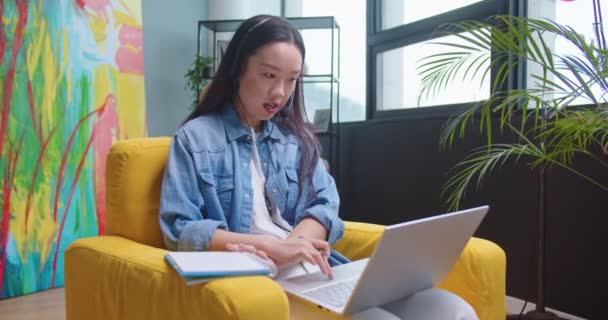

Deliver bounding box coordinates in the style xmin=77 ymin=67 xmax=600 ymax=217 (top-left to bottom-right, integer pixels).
xmin=278 ymin=205 xmax=489 ymax=316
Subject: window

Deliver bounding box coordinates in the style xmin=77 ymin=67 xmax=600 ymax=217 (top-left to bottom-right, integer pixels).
xmin=368 ymin=0 xmax=507 ymax=116
xmin=381 ymin=0 xmax=484 ymax=30
xmin=376 ymin=33 xmax=490 ymax=110
xmin=528 ymin=0 xmax=607 ymax=106
xmin=286 ymin=0 xmax=367 ymax=122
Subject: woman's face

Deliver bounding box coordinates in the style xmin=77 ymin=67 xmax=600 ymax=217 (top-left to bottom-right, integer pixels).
xmin=235 ymin=41 xmax=302 ymax=131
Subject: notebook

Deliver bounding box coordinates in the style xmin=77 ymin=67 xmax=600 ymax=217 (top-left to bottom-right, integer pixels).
xmin=165 ymin=251 xmax=276 ymax=285
xmin=278 ymin=205 xmax=489 ymax=317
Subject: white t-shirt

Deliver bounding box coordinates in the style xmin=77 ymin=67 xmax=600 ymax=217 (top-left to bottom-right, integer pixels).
xmin=249 ymin=129 xmax=320 ymax=279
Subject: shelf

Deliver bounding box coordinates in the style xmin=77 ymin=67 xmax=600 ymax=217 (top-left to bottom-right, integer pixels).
xmin=301 ymin=74 xmax=340 ymax=83
xmin=287 ymin=16 xmax=339 ymax=30
xmin=199 ymin=16 xmax=339 ymax=33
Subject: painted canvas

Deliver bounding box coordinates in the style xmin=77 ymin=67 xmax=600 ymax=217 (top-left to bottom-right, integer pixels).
xmin=0 ymin=0 xmax=146 ymax=298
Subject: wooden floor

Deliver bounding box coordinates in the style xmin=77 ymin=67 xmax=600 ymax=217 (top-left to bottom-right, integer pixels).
xmin=0 ymin=288 xmax=65 ymax=320
xmin=0 ymin=288 xmax=584 ymax=320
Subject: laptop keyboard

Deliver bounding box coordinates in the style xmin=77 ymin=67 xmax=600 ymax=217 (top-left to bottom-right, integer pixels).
xmin=302 ymin=278 xmax=357 ymax=307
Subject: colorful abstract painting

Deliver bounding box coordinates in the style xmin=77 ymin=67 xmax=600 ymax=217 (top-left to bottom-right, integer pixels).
xmin=0 ymin=0 xmax=146 ymax=298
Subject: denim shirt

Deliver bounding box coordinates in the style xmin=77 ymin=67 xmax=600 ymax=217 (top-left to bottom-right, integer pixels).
xmin=159 ymin=104 xmax=346 ymax=264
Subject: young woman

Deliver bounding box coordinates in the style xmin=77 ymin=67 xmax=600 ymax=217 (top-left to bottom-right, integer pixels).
xmin=159 ymin=14 xmax=478 ymax=319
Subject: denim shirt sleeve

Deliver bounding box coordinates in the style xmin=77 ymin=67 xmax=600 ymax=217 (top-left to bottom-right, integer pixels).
xmin=158 ymin=134 xmax=227 ymax=251
xmin=295 ymin=158 xmax=344 ymax=244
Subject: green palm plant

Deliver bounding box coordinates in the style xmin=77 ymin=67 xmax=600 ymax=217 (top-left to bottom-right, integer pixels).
xmin=418 ymin=15 xmax=608 ymax=211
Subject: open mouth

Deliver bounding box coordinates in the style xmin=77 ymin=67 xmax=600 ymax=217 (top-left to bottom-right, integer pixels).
xmin=263 ymin=102 xmax=280 ymax=113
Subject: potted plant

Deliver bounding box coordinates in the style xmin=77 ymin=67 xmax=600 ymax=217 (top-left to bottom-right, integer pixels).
xmin=418 ymin=9 xmax=607 ymax=320
xmin=185 ymin=54 xmax=215 ymax=108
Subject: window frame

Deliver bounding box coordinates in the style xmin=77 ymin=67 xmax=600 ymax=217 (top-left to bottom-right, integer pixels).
xmin=366 ymin=0 xmax=522 ymax=120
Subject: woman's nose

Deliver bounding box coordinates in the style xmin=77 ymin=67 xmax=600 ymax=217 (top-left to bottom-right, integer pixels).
xmin=270 ymin=82 xmax=286 ymax=99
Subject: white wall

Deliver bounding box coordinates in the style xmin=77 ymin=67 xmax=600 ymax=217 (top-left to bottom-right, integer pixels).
xmin=142 ymin=1 xmax=207 ymax=137
xmin=207 ymin=0 xmax=280 ymax=20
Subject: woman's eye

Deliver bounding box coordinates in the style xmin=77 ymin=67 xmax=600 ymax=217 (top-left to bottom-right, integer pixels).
xmin=289 ymin=78 xmax=298 ymax=83
xmin=262 ymin=73 xmax=275 ymax=78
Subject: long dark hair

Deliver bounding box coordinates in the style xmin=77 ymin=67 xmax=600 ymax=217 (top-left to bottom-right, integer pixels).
xmin=185 ymin=15 xmax=322 ymax=194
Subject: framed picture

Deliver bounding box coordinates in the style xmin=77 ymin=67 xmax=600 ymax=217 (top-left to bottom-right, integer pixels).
xmin=215 ymin=40 xmax=230 ymax=73
xmin=312 ymin=109 xmax=331 ymax=133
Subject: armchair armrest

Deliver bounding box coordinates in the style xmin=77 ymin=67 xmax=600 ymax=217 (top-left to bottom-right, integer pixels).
xmin=332 ymin=221 xmax=385 ymax=260
xmin=64 ymin=236 xmax=289 ymax=320
xmin=332 ymin=221 xmax=506 ymax=320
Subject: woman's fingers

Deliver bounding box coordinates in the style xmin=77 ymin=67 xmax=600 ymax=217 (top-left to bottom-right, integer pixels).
xmin=242 ymin=244 xmax=258 ymax=253
xmin=302 ymin=249 xmax=334 ymax=279
xmin=225 ymin=243 xmax=257 ymax=254
xmin=253 ymin=237 xmax=334 ymax=278
xmin=255 ymin=250 xmax=270 ymax=260
xmin=225 ymin=243 xmax=239 ymax=251
xmin=319 ymin=251 xmax=334 ymax=279
xmin=308 ymin=238 xmax=330 ymax=251
xmin=299 ymin=238 xmax=334 ymax=279
xmin=227 ymin=243 xmax=272 ymax=261
xmin=307 ymin=238 xmax=331 ymax=257
xmin=226 ymin=243 xmax=278 ymax=277
xmin=294 ymin=237 xmax=334 ymax=278
xmin=315 ymin=251 xmax=334 ymax=279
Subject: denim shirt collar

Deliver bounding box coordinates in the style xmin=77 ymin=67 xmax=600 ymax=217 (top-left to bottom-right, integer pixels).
xmin=220 ymin=104 xmax=287 ymax=143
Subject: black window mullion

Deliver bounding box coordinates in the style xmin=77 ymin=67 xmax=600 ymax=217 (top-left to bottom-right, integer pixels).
xmin=490 ymin=0 xmax=525 ymax=104
xmin=370 ymin=0 xmax=503 ymax=49
xmin=366 ymin=0 xmax=377 ymax=120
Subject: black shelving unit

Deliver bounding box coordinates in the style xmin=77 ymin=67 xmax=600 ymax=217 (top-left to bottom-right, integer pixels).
xmin=197 ymin=17 xmax=341 ymax=184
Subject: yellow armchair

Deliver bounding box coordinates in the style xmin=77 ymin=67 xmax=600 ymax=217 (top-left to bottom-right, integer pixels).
xmin=64 ymin=137 xmax=506 ymax=320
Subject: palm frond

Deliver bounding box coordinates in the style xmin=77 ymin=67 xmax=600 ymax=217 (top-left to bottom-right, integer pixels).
xmin=419 ymin=15 xmax=608 ymax=141
xmin=443 ymin=138 xmax=608 ymax=211
xmin=442 ymin=143 xmax=541 ymax=211
xmin=540 ymin=108 xmax=608 ymax=161
xmin=420 ymin=15 xmax=608 ymax=210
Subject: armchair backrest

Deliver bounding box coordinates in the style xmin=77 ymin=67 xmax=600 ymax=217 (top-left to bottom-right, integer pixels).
xmin=105 ymin=137 xmax=171 ymax=248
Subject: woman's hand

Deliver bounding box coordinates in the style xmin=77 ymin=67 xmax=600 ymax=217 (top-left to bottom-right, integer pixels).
xmin=260 ymin=236 xmax=333 ymax=279
xmin=225 ymin=243 xmax=278 ymax=276
xmin=225 ymin=235 xmax=333 ymax=279
xmin=225 ymin=242 xmax=272 ymax=261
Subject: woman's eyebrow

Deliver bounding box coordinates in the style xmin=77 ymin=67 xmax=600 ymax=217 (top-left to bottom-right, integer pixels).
xmin=260 ymin=63 xmax=280 ymax=71
xmin=260 ymin=63 xmax=300 ymax=74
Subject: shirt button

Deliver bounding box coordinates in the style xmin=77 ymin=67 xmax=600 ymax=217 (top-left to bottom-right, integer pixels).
xmin=244 ymin=193 xmax=250 ymax=198
xmin=273 ymin=189 xmax=278 ymax=193
xmin=242 ymin=162 xmax=247 ymax=166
